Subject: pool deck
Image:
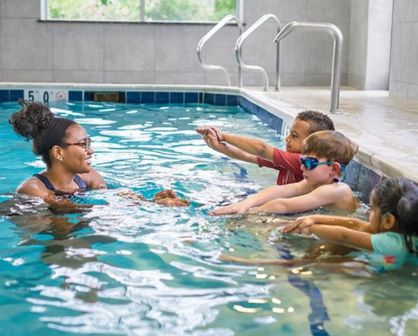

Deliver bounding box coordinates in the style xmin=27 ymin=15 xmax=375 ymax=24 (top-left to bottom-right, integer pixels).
xmin=243 ymin=86 xmax=418 ymax=183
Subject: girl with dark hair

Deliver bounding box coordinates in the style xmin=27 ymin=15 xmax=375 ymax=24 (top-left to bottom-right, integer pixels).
xmin=9 ymin=100 xmax=105 ymax=202
xmin=221 ymin=177 xmax=418 ymax=273
xmin=283 ymin=177 xmax=418 ymax=272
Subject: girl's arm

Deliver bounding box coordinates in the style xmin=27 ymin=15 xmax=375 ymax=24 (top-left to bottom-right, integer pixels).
xmin=307 ymin=225 xmax=373 ymax=251
xmin=283 ymin=214 xmax=372 ymax=233
xmin=211 ymin=181 xmax=307 ymax=216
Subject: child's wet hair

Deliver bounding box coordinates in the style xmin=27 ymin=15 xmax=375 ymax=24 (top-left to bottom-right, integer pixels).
xmin=372 ymin=177 xmax=418 ymax=253
xmin=302 ymin=130 xmax=358 ymax=165
xmin=9 ymin=99 xmax=75 ymax=168
xmin=296 ymin=110 xmax=335 ymax=134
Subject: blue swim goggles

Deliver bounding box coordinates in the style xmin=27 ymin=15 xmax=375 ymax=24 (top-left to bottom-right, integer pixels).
xmin=300 ymin=157 xmax=334 ymax=170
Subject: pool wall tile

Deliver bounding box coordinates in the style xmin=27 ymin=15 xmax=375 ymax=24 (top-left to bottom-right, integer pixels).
xmin=203 ymin=93 xmax=215 ymax=105
xmin=226 ymin=95 xmax=238 ymax=106
xmin=238 ymin=96 xmax=256 ymax=114
xmin=84 ymin=91 xmax=95 ymax=101
xmin=0 ymin=90 xmax=9 ymax=102
xmin=10 ymin=90 xmax=24 ymax=102
xmin=185 ymin=92 xmax=198 ymax=104
xmin=69 ymin=90 xmax=83 ymax=101
xmin=141 ymin=91 xmax=155 ymax=104
xmin=344 ymin=160 xmax=361 ymax=190
xmin=127 ymin=92 xmax=141 ymax=103
xmin=155 ymin=92 xmax=169 ymax=104
xmin=214 ymin=94 xmax=227 ymax=106
xmin=357 ymin=165 xmax=381 ymax=202
xmin=170 ymin=92 xmax=184 ymax=104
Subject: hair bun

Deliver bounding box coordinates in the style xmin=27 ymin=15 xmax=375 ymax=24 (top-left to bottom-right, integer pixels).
xmin=9 ymin=100 xmax=54 ymax=140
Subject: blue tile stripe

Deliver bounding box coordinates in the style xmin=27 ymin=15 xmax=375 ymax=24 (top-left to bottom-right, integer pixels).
xmin=0 ymin=90 xmax=24 ymax=102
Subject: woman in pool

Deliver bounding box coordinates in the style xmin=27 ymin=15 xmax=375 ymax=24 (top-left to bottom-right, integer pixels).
xmin=9 ymin=100 xmax=104 ymax=204
xmin=9 ymin=100 xmax=189 ymax=208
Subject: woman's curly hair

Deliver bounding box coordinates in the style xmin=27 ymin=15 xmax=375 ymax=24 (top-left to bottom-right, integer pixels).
xmin=9 ymin=100 xmax=75 ymax=167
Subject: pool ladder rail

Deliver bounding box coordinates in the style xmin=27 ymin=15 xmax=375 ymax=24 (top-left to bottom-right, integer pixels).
xmin=197 ymin=16 xmax=343 ymax=113
xmin=235 ymin=13 xmax=281 ymax=91
xmin=274 ymin=21 xmax=343 ymax=113
xmin=196 ymin=15 xmax=243 ymax=87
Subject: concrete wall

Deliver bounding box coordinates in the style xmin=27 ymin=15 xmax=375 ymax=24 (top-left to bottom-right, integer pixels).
xmin=389 ymin=0 xmax=418 ymax=99
xmin=348 ymin=0 xmax=393 ymax=90
xmin=0 ymin=0 xmax=351 ymax=87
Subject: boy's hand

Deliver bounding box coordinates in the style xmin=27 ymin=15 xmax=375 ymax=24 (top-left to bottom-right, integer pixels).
xmin=196 ymin=126 xmax=223 ymax=141
xmin=204 ymin=133 xmax=225 ymax=151
xmin=210 ymin=203 xmax=249 ymax=216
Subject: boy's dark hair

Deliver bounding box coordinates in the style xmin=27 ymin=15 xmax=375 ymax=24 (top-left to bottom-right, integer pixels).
xmin=302 ymin=130 xmax=358 ymax=166
xmin=296 ymin=110 xmax=335 ymax=134
xmin=373 ymin=177 xmax=418 ymax=253
xmin=9 ymin=100 xmax=75 ymax=168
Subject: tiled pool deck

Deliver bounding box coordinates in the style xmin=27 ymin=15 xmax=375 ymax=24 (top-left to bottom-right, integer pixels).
xmin=244 ymin=86 xmax=418 ymax=182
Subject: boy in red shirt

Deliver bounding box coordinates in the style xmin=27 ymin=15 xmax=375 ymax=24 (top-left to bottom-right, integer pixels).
xmin=196 ymin=110 xmax=335 ymax=185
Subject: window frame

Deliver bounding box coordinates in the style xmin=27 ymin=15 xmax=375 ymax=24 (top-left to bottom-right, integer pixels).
xmin=40 ymin=0 xmax=244 ymax=24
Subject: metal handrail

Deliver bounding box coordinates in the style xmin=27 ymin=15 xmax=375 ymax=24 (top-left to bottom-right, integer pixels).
xmin=197 ymin=15 xmax=243 ymax=86
xmin=274 ymin=21 xmax=343 ymax=113
xmin=235 ymin=14 xmax=281 ymax=91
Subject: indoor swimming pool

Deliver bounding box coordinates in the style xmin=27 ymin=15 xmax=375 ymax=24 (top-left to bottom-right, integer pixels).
xmin=0 ymin=99 xmax=417 ymax=335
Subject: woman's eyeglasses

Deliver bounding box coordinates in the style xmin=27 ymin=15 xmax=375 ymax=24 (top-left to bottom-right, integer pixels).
xmin=63 ymin=137 xmax=92 ymax=151
xmin=300 ymin=157 xmax=333 ymax=170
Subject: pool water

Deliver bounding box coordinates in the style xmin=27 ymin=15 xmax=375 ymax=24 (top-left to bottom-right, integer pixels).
xmin=0 ymin=101 xmax=417 ymax=335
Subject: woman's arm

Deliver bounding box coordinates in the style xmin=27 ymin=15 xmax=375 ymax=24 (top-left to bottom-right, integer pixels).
xmin=17 ymin=178 xmax=92 ymax=213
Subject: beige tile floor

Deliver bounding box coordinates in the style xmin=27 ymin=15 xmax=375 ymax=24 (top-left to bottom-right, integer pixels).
xmin=243 ymin=86 xmax=418 ymax=183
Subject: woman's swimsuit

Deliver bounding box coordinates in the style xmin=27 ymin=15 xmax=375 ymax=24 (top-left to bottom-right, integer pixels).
xmin=33 ymin=173 xmax=88 ymax=197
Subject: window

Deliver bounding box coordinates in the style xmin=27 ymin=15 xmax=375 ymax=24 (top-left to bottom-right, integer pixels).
xmin=42 ymin=0 xmax=241 ymax=23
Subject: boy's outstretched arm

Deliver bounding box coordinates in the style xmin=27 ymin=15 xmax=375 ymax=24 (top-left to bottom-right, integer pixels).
xmin=249 ymin=182 xmax=355 ymax=215
xmin=196 ymin=126 xmax=277 ymax=162
xmin=203 ymin=132 xmax=258 ymax=164
xmin=211 ymin=181 xmax=306 ymax=216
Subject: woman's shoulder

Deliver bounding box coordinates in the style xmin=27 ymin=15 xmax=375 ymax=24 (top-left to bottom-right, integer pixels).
xmin=79 ymin=168 xmax=106 ymax=189
xmin=16 ymin=175 xmax=53 ymax=198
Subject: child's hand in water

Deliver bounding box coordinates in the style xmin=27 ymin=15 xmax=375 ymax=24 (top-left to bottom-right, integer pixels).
xmin=282 ymin=216 xmax=317 ymax=234
xmin=210 ymin=203 xmax=249 ymax=216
